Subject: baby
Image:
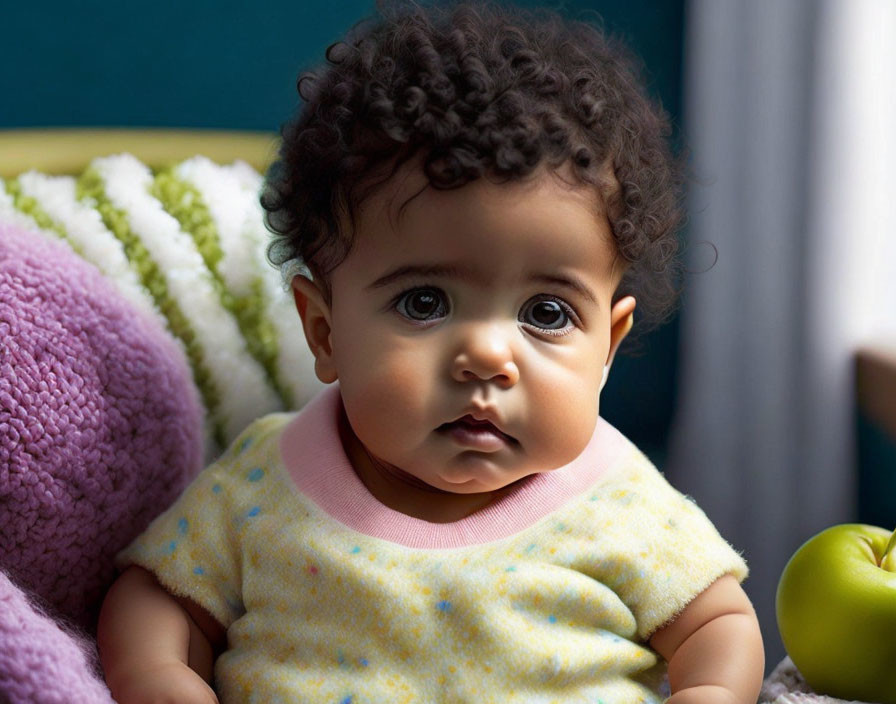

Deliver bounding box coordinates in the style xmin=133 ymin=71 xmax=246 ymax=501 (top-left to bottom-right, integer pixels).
xmin=98 ymin=2 xmax=764 ymax=703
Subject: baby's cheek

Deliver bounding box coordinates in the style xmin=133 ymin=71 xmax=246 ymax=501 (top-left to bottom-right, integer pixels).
xmin=342 ymin=357 xmax=432 ymax=432
xmin=529 ymin=381 xmax=599 ymax=467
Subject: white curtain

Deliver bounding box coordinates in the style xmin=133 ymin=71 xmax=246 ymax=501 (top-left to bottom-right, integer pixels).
xmin=670 ymin=0 xmax=896 ymax=670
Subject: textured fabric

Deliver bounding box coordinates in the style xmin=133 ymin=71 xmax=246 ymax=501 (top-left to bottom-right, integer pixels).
xmin=0 ymin=154 xmax=321 ymax=457
xmin=760 ymin=657 xmax=859 ymax=704
xmin=0 ymin=154 xmax=319 ymax=703
xmin=0 ymin=572 xmax=114 ymax=704
xmin=119 ymin=386 xmax=748 ymax=704
xmin=0 ymin=222 xmax=203 ymax=631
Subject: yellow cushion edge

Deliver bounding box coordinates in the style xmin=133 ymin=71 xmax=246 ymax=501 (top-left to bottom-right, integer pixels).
xmin=0 ymin=128 xmax=280 ymax=177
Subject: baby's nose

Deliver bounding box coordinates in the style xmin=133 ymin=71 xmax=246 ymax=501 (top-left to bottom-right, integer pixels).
xmin=450 ymin=324 xmax=520 ymax=387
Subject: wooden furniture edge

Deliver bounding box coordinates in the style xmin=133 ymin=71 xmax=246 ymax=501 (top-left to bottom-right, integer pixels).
xmin=0 ymin=128 xmax=280 ymax=177
xmin=856 ymin=345 xmax=896 ymax=440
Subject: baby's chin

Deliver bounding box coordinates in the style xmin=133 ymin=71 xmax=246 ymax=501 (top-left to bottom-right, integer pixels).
xmin=427 ymin=468 xmax=543 ymax=495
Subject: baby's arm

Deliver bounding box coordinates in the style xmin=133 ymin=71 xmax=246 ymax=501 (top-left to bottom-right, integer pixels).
xmin=649 ymin=574 xmax=764 ymax=704
xmin=97 ymin=565 xmax=226 ymax=704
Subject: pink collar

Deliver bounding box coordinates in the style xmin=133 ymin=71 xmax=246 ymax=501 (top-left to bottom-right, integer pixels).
xmin=279 ymin=385 xmax=631 ymax=549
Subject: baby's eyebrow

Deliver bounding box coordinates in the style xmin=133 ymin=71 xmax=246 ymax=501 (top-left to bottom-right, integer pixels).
xmin=366 ymin=263 xmax=467 ymax=290
xmin=531 ymin=273 xmax=597 ymax=304
xmin=367 ymin=263 xmax=597 ymax=304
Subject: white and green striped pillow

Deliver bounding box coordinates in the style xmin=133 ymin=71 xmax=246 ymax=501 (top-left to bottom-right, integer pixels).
xmin=1 ymin=153 xmax=322 ymax=459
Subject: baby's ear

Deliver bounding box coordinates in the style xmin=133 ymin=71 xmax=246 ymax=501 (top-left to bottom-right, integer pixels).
xmin=606 ymin=296 xmax=636 ymax=368
xmin=291 ymin=276 xmax=338 ymax=384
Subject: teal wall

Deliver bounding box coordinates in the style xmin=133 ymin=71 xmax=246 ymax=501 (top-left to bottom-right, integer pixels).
xmin=3 ymin=0 xmax=685 ymax=461
xmin=4 ymin=1 xmax=367 ymax=130
xmin=4 ymin=1 xmax=683 ymax=132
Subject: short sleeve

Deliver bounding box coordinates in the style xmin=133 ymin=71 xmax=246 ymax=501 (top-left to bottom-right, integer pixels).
xmin=115 ymin=424 xmax=265 ymax=629
xmin=591 ymin=452 xmax=749 ymax=641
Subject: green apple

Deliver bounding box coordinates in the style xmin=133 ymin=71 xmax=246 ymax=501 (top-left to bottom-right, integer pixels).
xmin=776 ymin=523 xmax=896 ymax=703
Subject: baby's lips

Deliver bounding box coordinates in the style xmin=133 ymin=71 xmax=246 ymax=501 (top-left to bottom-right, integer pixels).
xmin=439 ymin=414 xmax=517 ymax=443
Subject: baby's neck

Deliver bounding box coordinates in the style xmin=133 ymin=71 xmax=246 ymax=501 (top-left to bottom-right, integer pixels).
xmin=337 ymin=410 xmax=515 ymax=523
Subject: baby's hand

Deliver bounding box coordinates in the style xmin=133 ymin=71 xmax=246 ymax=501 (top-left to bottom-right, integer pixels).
xmin=108 ymin=660 xmax=219 ymax=704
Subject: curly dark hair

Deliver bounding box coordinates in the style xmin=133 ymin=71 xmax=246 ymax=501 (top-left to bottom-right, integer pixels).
xmin=263 ymin=0 xmax=684 ymax=335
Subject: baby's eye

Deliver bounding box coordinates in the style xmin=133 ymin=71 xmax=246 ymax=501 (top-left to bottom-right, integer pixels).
xmin=395 ymin=287 xmax=449 ymax=322
xmin=519 ymin=296 xmax=576 ymax=333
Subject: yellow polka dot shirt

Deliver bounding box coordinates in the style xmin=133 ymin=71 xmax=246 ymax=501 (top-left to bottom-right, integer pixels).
xmin=117 ymin=386 xmax=748 ymax=704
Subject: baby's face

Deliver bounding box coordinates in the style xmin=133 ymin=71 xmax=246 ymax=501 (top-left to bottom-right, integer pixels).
xmin=299 ymin=162 xmax=634 ymax=494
